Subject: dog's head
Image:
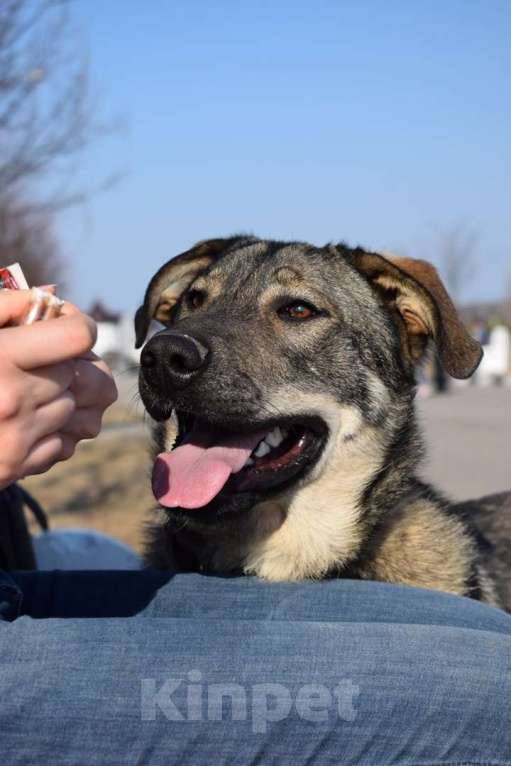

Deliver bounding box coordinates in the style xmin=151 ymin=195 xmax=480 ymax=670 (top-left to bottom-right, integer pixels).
xmin=136 ymin=236 xmax=481 ymax=525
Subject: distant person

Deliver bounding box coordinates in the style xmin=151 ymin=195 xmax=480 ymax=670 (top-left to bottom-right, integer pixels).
xmin=432 ymin=353 xmax=449 ymax=394
xmin=471 ymin=316 xmax=490 ymax=346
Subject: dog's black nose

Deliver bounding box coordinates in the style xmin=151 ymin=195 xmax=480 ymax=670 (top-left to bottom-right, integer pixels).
xmin=141 ymin=331 xmax=210 ymax=389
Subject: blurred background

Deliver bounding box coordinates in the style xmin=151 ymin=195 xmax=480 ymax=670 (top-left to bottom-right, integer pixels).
xmin=1 ymin=1 xmax=509 ymax=555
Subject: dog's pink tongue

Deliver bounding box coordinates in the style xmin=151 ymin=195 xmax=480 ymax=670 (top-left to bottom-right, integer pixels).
xmin=152 ymin=428 xmax=264 ymax=509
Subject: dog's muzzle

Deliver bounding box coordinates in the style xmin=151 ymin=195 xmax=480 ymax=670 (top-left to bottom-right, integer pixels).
xmin=139 ymin=329 xmax=329 ymax=513
xmin=140 ymin=330 xmax=210 ymax=390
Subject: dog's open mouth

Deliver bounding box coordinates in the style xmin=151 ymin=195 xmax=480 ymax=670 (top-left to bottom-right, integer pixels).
xmin=152 ymin=413 xmax=328 ymax=510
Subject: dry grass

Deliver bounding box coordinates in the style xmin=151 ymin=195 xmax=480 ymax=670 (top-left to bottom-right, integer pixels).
xmin=23 ymin=404 xmax=155 ymax=554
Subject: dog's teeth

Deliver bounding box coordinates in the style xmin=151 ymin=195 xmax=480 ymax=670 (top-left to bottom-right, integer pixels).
xmin=246 ymin=457 xmax=255 ymax=466
xmin=266 ymin=427 xmax=284 ymax=448
xmin=254 ymin=441 xmax=271 ymax=458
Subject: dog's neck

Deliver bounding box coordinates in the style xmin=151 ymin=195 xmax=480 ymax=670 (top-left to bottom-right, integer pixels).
xmin=238 ymin=421 xmax=388 ymax=579
xmin=168 ymin=400 xmax=421 ymax=581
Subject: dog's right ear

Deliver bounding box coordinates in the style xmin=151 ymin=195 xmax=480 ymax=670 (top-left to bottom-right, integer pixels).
xmin=134 ymin=237 xmax=239 ymax=348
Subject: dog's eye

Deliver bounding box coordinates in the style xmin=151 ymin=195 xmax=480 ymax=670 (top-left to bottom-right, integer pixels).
xmin=186 ymin=289 xmax=206 ymax=311
xmin=278 ymin=301 xmax=318 ymax=321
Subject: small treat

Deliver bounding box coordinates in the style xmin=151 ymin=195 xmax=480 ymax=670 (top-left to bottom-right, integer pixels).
xmin=0 ymin=263 xmax=63 ymax=325
xmin=22 ymin=287 xmax=64 ymax=325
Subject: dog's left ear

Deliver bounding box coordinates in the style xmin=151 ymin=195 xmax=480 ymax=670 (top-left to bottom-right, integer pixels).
xmin=134 ymin=237 xmax=239 ymax=348
xmin=351 ymin=250 xmax=482 ymax=378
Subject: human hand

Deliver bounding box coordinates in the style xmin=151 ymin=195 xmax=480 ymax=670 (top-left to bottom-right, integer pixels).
xmin=0 ymin=290 xmax=118 ymax=488
xmin=61 ymin=351 xmax=119 ymax=446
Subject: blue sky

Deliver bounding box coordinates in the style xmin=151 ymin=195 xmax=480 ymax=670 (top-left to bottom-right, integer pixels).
xmin=60 ymin=0 xmax=510 ymax=313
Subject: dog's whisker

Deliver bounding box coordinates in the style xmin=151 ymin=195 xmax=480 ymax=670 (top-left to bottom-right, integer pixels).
xmin=257 ymin=401 xmax=289 ymax=422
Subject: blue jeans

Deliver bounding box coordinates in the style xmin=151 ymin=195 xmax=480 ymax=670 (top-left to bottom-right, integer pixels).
xmin=1 ymin=570 xmax=511 ymax=765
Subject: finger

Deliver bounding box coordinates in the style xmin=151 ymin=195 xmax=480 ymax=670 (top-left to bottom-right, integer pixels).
xmin=21 ymin=432 xmax=77 ymax=477
xmin=31 ymin=391 xmax=76 ymax=442
xmin=0 ymin=290 xmax=38 ymax=327
xmin=70 ymin=356 xmax=118 ymax=409
xmin=59 ymin=301 xmax=84 ymax=318
xmin=71 ymin=350 xmax=100 ymax=366
xmin=1 ymin=314 xmax=97 ymax=369
xmin=61 ymin=406 xmax=103 ymax=440
xmin=27 ymin=361 xmax=76 ymax=407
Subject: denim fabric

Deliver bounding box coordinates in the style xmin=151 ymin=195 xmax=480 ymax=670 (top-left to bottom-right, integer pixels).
xmin=8 ymin=569 xmax=511 ymax=635
xmin=1 ymin=570 xmax=511 ymax=766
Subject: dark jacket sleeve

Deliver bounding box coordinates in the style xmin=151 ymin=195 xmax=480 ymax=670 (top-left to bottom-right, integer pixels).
xmin=0 ymin=485 xmax=47 ymax=570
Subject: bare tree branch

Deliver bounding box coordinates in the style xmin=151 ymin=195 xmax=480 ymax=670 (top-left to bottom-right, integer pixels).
xmin=0 ymin=0 xmax=115 ymax=212
xmin=0 ymin=197 xmax=65 ymax=286
xmin=0 ymin=0 xmax=119 ymax=285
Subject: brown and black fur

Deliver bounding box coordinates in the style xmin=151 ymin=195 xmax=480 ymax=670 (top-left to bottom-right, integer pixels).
xmin=136 ymin=236 xmax=509 ymax=610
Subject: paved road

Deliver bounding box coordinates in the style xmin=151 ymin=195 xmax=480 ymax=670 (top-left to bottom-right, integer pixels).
xmin=419 ymin=385 xmax=511 ymax=502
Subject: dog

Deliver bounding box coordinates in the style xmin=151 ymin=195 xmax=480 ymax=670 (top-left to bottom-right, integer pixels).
xmin=135 ymin=235 xmax=506 ymax=609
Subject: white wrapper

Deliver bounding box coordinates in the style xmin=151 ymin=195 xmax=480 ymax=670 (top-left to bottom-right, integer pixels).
xmin=22 ymin=287 xmax=64 ymax=325
xmin=0 ymin=263 xmax=64 ymax=324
